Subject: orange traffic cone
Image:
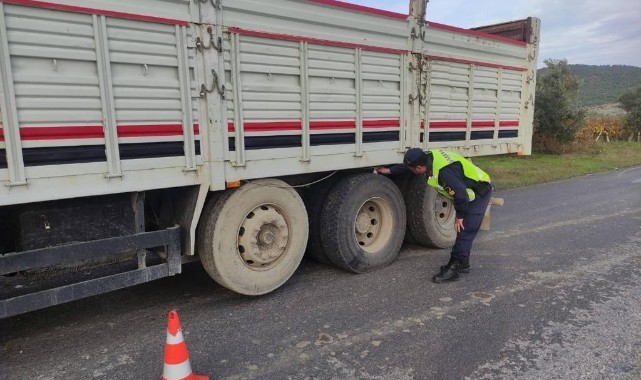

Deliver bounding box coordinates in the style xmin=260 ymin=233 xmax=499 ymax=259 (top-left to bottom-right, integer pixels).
xmin=161 ymin=310 xmax=209 ymax=380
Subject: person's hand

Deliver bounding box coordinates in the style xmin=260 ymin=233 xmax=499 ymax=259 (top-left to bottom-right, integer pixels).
xmin=375 ymin=166 xmax=391 ymax=175
xmin=454 ymin=218 xmax=465 ymax=233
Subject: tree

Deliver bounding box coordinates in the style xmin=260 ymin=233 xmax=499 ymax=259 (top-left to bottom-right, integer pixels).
xmin=619 ymin=87 xmax=641 ymax=139
xmin=533 ymin=59 xmax=586 ymax=152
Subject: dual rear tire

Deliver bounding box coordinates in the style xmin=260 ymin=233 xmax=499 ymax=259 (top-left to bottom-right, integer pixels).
xmin=196 ymin=171 xmax=451 ymax=296
xmin=315 ymin=173 xmax=406 ymax=273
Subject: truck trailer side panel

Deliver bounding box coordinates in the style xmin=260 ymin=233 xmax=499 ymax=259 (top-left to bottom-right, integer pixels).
xmin=421 ymin=20 xmax=539 ymax=155
xmin=217 ymin=0 xmax=411 ymax=182
xmin=0 ymin=1 xmax=203 ymax=207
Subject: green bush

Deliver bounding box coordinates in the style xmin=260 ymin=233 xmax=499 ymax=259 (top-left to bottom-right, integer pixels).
xmin=619 ymin=87 xmax=641 ymax=139
xmin=533 ymin=59 xmax=586 ymax=153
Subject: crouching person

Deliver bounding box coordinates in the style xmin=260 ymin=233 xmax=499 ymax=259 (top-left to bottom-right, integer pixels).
xmin=377 ymin=148 xmax=493 ymax=283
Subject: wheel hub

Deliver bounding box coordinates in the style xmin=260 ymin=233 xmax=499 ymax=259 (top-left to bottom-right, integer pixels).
xmin=354 ymin=198 xmax=392 ymax=254
xmin=434 ymin=195 xmax=454 ymax=227
xmin=238 ymin=205 xmax=289 ymax=268
xmin=258 ymin=226 xmax=277 ymax=245
xmin=355 ymin=212 xmax=371 ymax=234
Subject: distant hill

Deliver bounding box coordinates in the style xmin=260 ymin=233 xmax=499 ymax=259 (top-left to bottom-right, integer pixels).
xmin=537 ymin=64 xmax=641 ymax=107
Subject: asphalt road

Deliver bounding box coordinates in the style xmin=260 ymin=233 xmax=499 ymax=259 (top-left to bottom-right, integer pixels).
xmin=2 ymin=166 xmax=641 ymax=380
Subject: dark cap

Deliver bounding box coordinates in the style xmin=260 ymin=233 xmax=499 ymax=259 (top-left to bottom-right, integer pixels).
xmin=403 ymin=148 xmax=428 ymax=167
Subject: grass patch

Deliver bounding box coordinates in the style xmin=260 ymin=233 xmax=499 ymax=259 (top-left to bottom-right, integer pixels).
xmin=472 ymin=141 xmax=641 ymax=190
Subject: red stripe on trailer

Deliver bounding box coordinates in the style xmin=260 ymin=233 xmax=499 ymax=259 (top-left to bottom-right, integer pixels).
xmin=246 ymin=121 xmax=302 ymax=132
xmin=118 ymin=124 xmax=184 ymax=137
xmin=429 ymin=120 xmax=520 ymax=129
xmin=15 ymin=123 xmax=199 ymax=140
xmin=117 ymin=124 xmax=200 ymax=137
xmin=422 ymin=120 xmax=519 ymax=129
xmin=472 ymin=121 xmax=495 ymax=128
xmin=427 ymin=21 xmax=528 ymax=47
xmin=0 ymin=128 xmax=4 ymax=142
xmin=429 ymin=121 xmax=467 ymax=129
xmin=229 ymin=27 xmax=407 ymax=55
xmin=0 ymin=0 xmax=189 ymax=26
xmin=425 ymin=55 xmax=527 ymax=71
xmin=20 ymin=126 xmax=104 ymax=140
xmin=305 ymin=0 xmax=408 ymax=20
xmin=363 ymin=119 xmax=400 ymax=128
xmin=310 ymin=120 xmax=355 ymax=130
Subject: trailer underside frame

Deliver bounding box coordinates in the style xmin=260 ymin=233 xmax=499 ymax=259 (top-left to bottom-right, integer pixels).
xmin=0 ymin=226 xmax=181 ymax=318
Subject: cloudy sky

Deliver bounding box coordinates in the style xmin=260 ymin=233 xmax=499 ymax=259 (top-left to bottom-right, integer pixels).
xmin=348 ymin=0 xmax=641 ymax=68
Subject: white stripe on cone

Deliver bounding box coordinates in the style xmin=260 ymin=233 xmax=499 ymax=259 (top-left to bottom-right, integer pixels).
xmin=162 ymin=360 xmax=193 ymax=380
xmin=166 ymin=329 xmax=185 ymax=345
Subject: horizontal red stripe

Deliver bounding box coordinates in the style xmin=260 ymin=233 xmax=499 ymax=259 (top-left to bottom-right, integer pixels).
xmin=429 ymin=121 xmax=466 ymax=129
xmin=226 ymin=119 xmax=402 ymax=132
xmin=427 ymin=21 xmax=527 ymax=47
xmin=163 ymin=342 xmax=190 ymax=365
xmin=422 ymin=120 xmax=519 ymax=129
xmin=228 ymin=120 xmax=365 ymax=132
xmin=229 ymin=27 xmax=406 ymax=55
xmin=363 ymin=119 xmax=400 ymax=128
xmin=225 ymin=119 xmax=514 ymax=133
xmin=118 ymin=124 xmax=183 ymax=137
xmin=20 ymin=126 xmax=104 ymax=140
xmin=247 ymin=121 xmax=302 ymax=131
xmin=118 ymin=124 xmax=200 ymax=137
xmin=0 ymin=0 xmax=188 ymax=26
xmin=11 ymin=124 xmax=199 ymax=140
xmin=311 ymin=120 xmax=355 ymax=130
xmin=306 ymin=0 xmax=408 ymax=20
xmin=425 ymin=55 xmax=527 ymax=71
xmin=472 ymin=121 xmax=495 ymax=128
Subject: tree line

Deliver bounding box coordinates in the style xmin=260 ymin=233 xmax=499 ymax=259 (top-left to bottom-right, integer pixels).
xmin=533 ymin=59 xmax=641 ymax=153
xmin=538 ymin=64 xmax=641 ymax=106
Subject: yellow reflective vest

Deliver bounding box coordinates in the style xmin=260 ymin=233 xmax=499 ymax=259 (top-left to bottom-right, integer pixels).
xmin=426 ymin=149 xmax=491 ymax=201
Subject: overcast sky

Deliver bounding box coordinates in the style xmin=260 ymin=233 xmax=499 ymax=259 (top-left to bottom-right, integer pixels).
xmin=348 ymin=0 xmax=641 ymax=68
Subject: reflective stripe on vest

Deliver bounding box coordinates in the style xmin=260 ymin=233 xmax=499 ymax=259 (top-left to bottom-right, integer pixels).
xmin=426 ymin=149 xmax=491 ymax=201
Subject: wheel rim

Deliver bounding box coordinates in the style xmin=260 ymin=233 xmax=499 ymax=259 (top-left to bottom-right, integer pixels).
xmin=434 ymin=194 xmax=455 ymax=229
xmin=237 ymin=204 xmax=289 ymax=270
xmin=353 ymin=197 xmax=394 ymax=253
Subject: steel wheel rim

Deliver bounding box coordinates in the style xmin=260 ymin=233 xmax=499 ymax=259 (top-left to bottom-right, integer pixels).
xmin=237 ymin=203 xmax=290 ymax=270
xmin=353 ymin=197 xmax=394 ymax=253
xmin=434 ymin=194 xmax=455 ymax=229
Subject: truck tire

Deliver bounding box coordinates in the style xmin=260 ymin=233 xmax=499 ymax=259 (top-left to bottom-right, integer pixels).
xmin=197 ymin=179 xmax=308 ymax=295
xmin=320 ymin=173 xmax=406 ymax=273
xmin=405 ymin=174 xmax=456 ymax=248
xmin=303 ymin=174 xmax=341 ymax=265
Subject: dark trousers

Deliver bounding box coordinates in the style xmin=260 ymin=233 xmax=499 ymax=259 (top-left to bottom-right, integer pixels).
xmin=450 ymin=189 xmax=492 ymax=261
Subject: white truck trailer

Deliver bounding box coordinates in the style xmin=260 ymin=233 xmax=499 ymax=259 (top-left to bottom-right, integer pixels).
xmin=0 ymin=0 xmax=540 ymax=317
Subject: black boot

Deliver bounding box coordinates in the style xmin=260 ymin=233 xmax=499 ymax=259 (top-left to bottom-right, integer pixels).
xmin=433 ymin=258 xmax=461 ymax=284
xmin=440 ymin=258 xmax=470 ymax=274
